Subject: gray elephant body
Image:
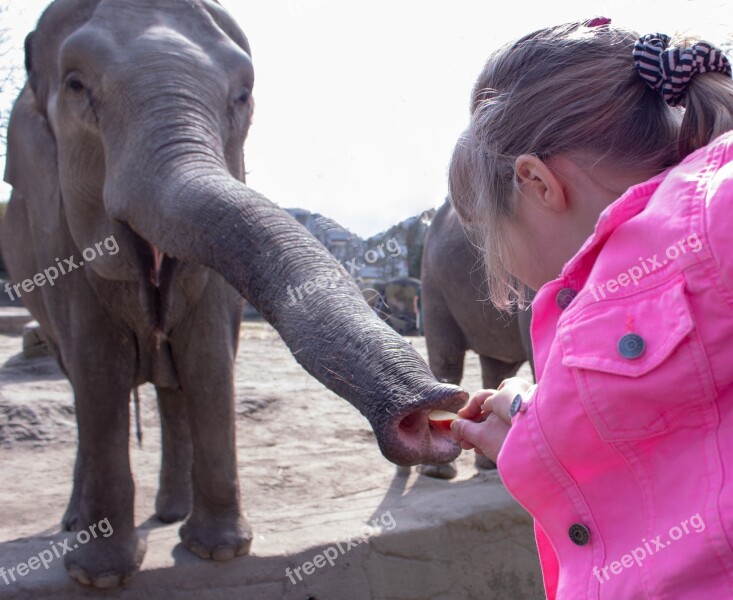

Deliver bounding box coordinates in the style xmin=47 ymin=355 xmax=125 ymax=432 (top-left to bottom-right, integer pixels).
xmin=421 ymin=200 xmax=534 ymax=389
xmin=2 ymin=0 xmax=466 ymax=587
xmin=6 ymin=82 xmax=240 ymax=523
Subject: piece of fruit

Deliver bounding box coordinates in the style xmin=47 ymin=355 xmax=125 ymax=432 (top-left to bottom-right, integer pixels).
xmin=427 ymin=410 xmax=460 ymax=431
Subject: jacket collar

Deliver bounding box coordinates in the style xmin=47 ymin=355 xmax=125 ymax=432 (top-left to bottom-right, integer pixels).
xmin=559 ymin=170 xmax=670 ymax=290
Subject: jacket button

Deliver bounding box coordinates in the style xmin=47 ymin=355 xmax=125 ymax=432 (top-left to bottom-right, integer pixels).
xmin=569 ymin=524 xmax=590 ymax=546
xmin=618 ymin=333 xmax=646 ymax=359
xmin=556 ymin=288 xmax=576 ymax=309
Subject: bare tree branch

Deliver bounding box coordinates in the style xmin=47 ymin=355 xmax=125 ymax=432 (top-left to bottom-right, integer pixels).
xmin=0 ymin=2 xmax=26 ymax=160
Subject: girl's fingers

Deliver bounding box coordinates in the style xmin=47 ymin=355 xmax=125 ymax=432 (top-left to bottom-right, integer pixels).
xmin=458 ymin=389 xmax=497 ymax=420
xmin=451 ymin=414 xmax=510 ymax=463
xmin=499 ymin=377 xmax=533 ymax=395
xmin=489 ymin=391 xmax=516 ymax=425
xmin=487 ymin=378 xmax=534 ymax=425
xmin=450 ymin=378 xmax=535 ymax=462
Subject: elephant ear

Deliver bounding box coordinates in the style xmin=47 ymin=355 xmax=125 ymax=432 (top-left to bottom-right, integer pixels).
xmin=5 ymin=1 xmax=102 ymax=234
xmin=24 ymin=32 xmax=35 ymax=90
xmin=22 ymin=30 xmax=49 ymax=115
xmin=3 ymin=80 xmax=63 ymax=240
xmin=5 ymin=27 xmax=57 ymax=190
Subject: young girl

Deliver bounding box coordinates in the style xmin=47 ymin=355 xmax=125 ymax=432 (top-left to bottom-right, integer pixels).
xmin=448 ymin=19 xmax=733 ymax=599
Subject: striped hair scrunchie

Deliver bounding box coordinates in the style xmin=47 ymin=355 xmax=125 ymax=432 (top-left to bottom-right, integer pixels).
xmin=633 ymin=33 xmax=732 ymax=106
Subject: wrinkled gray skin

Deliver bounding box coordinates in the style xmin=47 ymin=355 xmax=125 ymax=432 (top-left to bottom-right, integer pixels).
xmin=418 ymin=199 xmax=533 ymax=479
xmin=1 ymin=0 xmax=467 ymax=588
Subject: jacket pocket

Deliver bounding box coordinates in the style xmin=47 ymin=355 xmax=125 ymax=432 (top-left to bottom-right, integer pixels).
xmin=559 ymin=276 xmax=715 ymax=441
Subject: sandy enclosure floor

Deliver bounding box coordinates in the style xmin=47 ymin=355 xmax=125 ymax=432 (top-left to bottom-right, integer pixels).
xmin=0 ymin=320 xmax=536 ymax=598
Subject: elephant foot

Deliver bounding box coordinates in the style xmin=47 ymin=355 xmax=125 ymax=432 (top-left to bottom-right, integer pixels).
xmin=65 ymin=533 xmax=146 ymax=589
xmin=475 ymin=454 xmax=497 ymax=470
xmin=155 ymin=481 xmax=192 ymax=523
xmin=417 ymin=462 xmax=458 ymax=480
xmin=179 ymin=512 xmax=252 ymax=560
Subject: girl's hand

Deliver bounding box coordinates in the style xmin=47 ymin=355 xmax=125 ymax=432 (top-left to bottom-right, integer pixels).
xmin=450 ymin=377 xmax=533 ymax=462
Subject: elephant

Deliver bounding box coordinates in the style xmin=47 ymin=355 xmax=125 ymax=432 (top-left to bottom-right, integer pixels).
xmin=0 ymin=0 xmax=467 ymax=588
xmin=417 ymin=199 xmax=534 ymax=478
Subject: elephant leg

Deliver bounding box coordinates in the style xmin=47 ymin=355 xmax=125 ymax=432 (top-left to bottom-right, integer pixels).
xmin=422 ymin=293 xmax=467 ymax=386
xmin=173 ymin=280 xmax=250 ymax=560
xmin=155 ymin=386 xmax=193 ymax=523
xmin=479 ymin=355 xmax=523 ymax=390
xmin=64 ymin=357 xmax=145 ymax=587
xmin=474 ymin=453 xmax=498 ymax=470
xmin=417 ymin=462 xmax=459 ymax=479
xmin=62 ymin=452 xmax=85 ymax=531
xmin=427 ymin=342 xmax=465 ymax=387
xmin=176 ymin=359 xmax=251 ymax=559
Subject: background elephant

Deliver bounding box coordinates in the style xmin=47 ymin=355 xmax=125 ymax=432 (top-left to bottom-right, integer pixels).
xmin=418 ymin=199 xmax=534 ymax=478
xmin=1 ymin=0 xmax=466 ymax=587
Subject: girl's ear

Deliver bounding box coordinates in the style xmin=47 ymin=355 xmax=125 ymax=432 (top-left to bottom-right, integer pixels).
xmin=514 ymin=154 xmax=567 ymax=213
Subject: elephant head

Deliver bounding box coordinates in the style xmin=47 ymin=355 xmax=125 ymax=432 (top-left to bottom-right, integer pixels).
xmin=7 ymin=0 xmax=467 ymax=466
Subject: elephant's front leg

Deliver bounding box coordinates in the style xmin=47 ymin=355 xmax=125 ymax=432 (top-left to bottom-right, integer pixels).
xmin=176 ymin=369 xmax=251 ymax=560
xmin=61 ymin=449 xmax=85 ymax=531
xmin=64 ymin=376 xmax=146 ymax=588
xmin=155 ymin=386 xmax=193 ymax=523
xmin=173 ymin=285 xmax=251 ymax=561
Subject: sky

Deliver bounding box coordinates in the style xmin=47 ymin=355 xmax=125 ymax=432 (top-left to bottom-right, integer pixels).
xmin=0 ymin=0 xmax=730 ymax=238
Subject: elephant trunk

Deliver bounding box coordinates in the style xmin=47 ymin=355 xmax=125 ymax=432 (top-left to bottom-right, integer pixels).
xmin=108 ymin=166 xmax=467 ymax=466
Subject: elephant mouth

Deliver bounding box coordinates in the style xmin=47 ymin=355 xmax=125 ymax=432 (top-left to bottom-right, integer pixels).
xmin=122 ymin=224 xmax=179 ymax=347
xmin=384 ymin=387 xmax=469 ymax=466
xmin=144 ymin=243 xmax=178 ymax=349
xmin=150 ymin=244 xmax=165 ymax=288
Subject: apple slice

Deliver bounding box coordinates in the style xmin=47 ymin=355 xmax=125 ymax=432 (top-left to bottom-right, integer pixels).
xmin=427 ymin=409 xmax=461 ymax=431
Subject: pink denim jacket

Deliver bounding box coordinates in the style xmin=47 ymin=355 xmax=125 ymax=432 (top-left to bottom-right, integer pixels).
xmin=497 ymin=130 xmax=733 ymax=599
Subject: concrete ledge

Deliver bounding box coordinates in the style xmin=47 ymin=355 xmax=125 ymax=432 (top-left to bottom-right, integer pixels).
xmin=0 ymin=308 xmax=33 ymax=337
xmin=0 ymin=471 xmax=543 ymax=600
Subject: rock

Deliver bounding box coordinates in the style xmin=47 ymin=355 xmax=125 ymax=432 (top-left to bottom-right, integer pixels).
xmin=22 ymin=321 xmax=50 ymax=359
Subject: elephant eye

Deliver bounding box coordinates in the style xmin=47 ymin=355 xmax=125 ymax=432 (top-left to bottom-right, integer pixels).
xmin=235 ymin=90 xmax=250 ymax=104
xmin=66 ymin=76 xmax=85 ymax=93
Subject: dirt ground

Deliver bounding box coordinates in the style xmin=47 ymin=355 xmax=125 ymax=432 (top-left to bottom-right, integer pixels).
xmin=0 ymin=316 xmax=540 ymax=599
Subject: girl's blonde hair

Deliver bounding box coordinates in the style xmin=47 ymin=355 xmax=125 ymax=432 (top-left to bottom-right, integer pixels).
xmin=450 ymin=22 xmax=733 ymax=308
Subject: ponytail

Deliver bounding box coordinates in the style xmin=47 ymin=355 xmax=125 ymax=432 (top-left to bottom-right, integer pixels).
xmin=632 ymin=33 xmax=733 ymax=157
xmin=679 ymin=73 xmax=733 ymax=158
